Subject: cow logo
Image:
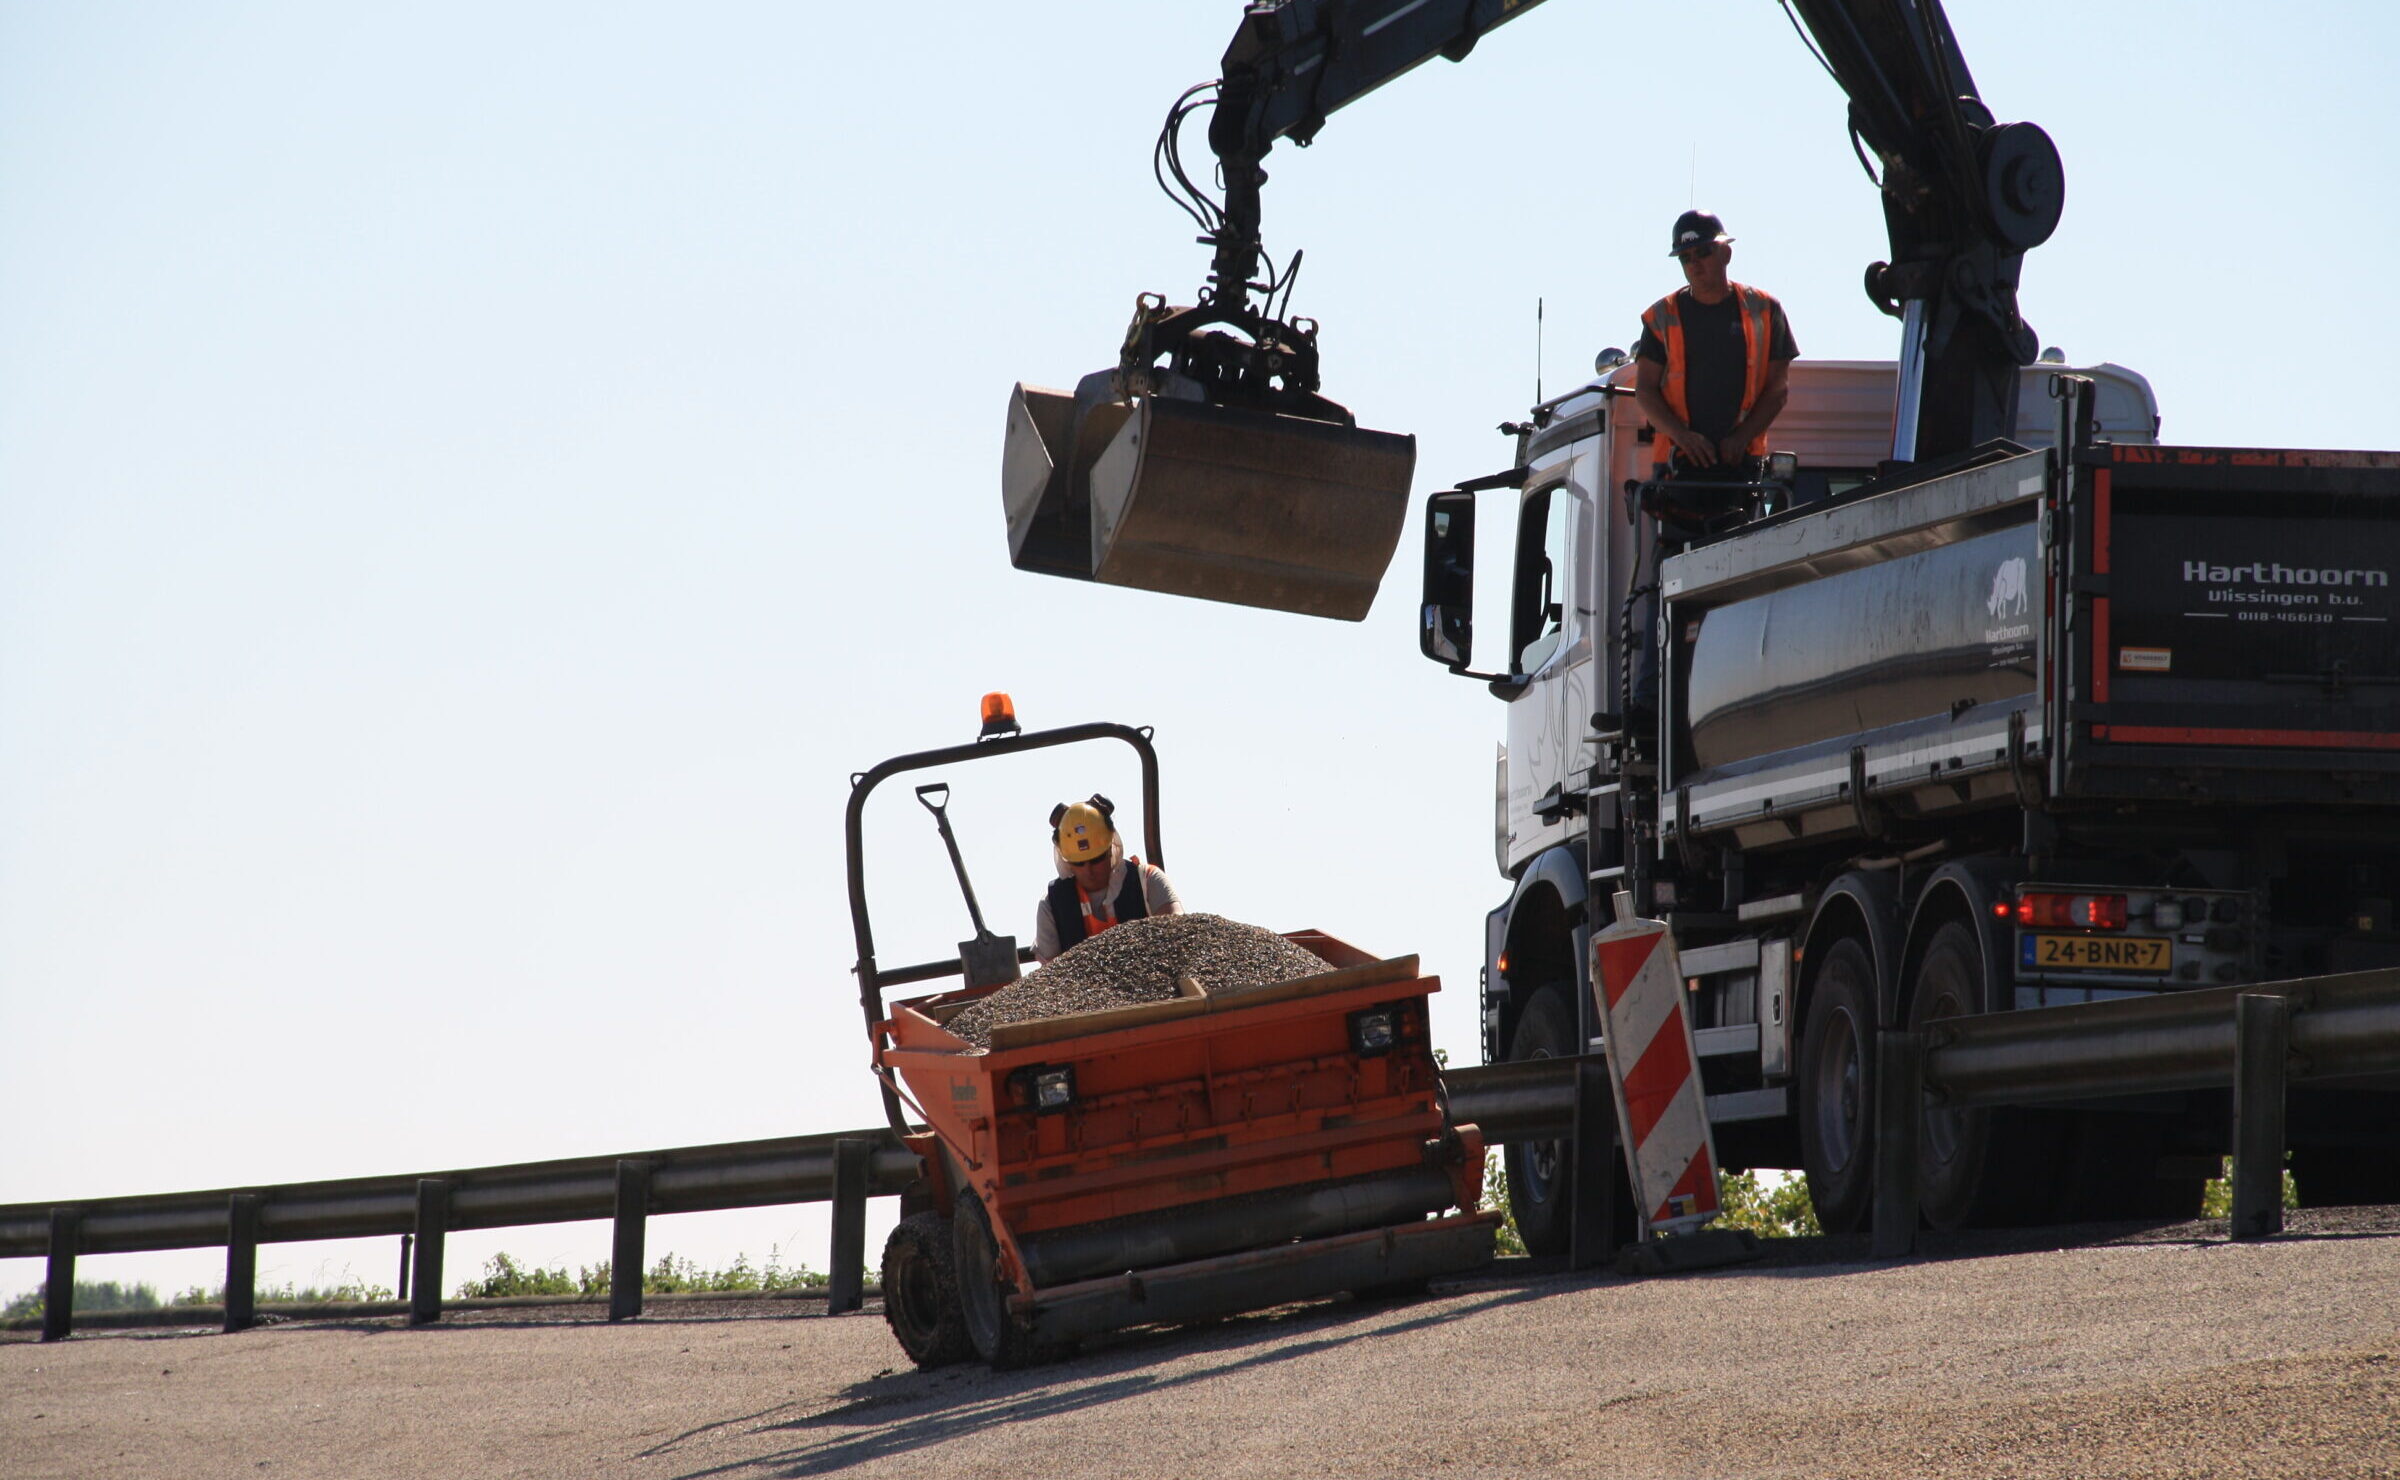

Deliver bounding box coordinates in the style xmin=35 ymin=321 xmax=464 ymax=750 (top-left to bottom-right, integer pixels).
xmin=1988 ymin=556 xmax=2029 ymax=619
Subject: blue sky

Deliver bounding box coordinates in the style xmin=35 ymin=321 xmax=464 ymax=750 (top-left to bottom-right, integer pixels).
xmin=6 ymin=2 xmax=2396 ymax=1302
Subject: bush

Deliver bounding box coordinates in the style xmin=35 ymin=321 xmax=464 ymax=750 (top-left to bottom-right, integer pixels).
xmin=2 ymin=1280 xmax=164 ymax=1321
xmin=173 ymin=1277 xmax=395 ymax=1306
xmin=1716 ymin=1169 xmax=1821 ymax=1237
xmin=455 ymin=1247 xmax=825 ymax=1300
xmin=1481 ymin=1151 xmax=1528 ymax=1257
xmin=453 ymin=1253 xmax=583 ymax=1299
xmin=2200 ymin=1155 xmax=2298 ymax=1217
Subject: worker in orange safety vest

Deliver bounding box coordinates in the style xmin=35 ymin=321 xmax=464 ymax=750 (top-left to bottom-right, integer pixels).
xmin=1633 ymin=209 xmax=1798 ymax=479
xmin=1033 ymin=794 xmax=1182 ymax=964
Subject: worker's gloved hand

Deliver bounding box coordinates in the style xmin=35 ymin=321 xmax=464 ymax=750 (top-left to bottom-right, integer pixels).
xmin=1666 ymin=425 xmax=1717 ymax=466
xmin=1716 ymin=433 xmax=1749 ymax=467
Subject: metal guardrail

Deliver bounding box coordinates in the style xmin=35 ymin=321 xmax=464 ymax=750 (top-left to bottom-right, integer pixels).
xmin=3 ymin=1129 xmax=920 ymax=1342
xmin=11 ymin=967 xmax=2395 ymax=1341
xmin=1871 ymin=966 xmax=2400 ymax=1256
xmin=2 ymin=1070 xmax=1537 ymax=1345
xmin=1448 ymin=968 xmax=2400 ymax=1266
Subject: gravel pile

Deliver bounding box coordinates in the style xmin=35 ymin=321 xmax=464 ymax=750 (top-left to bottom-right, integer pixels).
xmin=944 ymin=913 xmax=1329 ymax=1049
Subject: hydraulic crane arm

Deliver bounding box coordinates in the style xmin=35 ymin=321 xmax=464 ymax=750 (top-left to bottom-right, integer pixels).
xmin=1000 ymin=0 xmax=2062 ymax=622
xmin=1200 ymin=0 xmax=2059 ymax=458
xmin=1196 ymin=0 xmax=1557 ymax=326
xmin=1786 ymin=0 xmax=2063 ymax=456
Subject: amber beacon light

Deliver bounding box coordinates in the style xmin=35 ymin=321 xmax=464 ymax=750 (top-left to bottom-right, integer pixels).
xmin=979 ymin=692 xmax=1021 ymax=740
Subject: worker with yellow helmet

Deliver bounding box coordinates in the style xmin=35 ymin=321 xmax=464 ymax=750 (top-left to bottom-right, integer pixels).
xmin=1033 ymin=793 xmax=1182 ymax=964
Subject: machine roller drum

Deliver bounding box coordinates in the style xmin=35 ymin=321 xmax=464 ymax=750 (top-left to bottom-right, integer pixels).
xmin=1014 ymin=1164 xmax=1460 ymax=1289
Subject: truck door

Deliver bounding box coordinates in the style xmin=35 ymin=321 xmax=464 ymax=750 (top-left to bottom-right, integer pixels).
xmin=1504 ymin=475 xmax=1590 ymax=864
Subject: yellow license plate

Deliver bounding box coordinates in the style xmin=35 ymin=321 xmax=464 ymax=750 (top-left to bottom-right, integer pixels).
xmin=2021 ymin=933 xmax=2173 ymax=973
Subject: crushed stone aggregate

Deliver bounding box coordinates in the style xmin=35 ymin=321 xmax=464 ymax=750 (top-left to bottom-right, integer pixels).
xmin=945 ymin=913 xmax=1329 ymax=1048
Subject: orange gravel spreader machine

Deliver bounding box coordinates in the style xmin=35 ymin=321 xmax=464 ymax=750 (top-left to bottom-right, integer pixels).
xmin=845 ymin=703 xmax=1498 ymax=1367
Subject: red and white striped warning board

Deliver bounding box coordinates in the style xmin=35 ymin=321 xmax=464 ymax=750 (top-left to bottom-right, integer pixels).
xmin=1590 ymin=891 xmax=1721 ymax=1237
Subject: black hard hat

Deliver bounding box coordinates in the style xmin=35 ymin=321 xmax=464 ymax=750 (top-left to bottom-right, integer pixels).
xmin=1669 ymin=210 xmax=1733 ymax=257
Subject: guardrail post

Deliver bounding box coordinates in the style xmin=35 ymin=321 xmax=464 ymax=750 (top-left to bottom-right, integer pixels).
xmin=610 ymin=1160 xmax=652 ymax=1322
xmin=2231 ymin=993 xmax=2291 ymax=1241
xmin=1873 ymin=1031 xmax=1925 ymax=1259
xmin=42 ymin=1207 xmax=81 ymax=1342
xmin=410 ymin=1179 xmax=449 ymax=1326
xmin=397 ymin=1233 xmax=412 ymax=1303
xmin=1568 ymin=1055 xmax=1620 ymax=1270
xmin=224 ymin=1194 xmax=261 ymax=1333
xmin=828 ymin=1139 xmax=869 ymax=1314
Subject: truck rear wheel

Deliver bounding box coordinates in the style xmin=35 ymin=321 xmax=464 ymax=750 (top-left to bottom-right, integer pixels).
xmin=1798 ymin=938 xmax=1877 ymax=1234
xmin=1502 ymin=984 xmax=1577 ymax=1255
xmin=952 ymin=1192 xmax=1055 ymax=1369
xmin=881 ymin=1212 xmax=971 ymax=1369
xmin=1909 ymin=921 xmax=2063 ymax=1231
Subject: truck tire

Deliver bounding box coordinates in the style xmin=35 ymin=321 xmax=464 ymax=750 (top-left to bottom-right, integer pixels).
xmin=1502 ymin=984 xmax=1578 ymax=1256
xmin=1798 ymin=937 xmax=1877 ymax=1234
xmin=951 ymin=1191 xmax=1055 ymax=1369
xmin=2291 ymin=1146 xmax=2400 ymax=1208
xmin=1908 ymin=921 xmax=2063 ymax=1231
xmin=881 ymin=1213 xmax=972 ymax=1369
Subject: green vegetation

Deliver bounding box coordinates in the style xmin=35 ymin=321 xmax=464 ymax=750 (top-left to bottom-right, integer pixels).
xmin=171 ymin=1277 xmax=395 ymax=1306
xmin=1717 ymin=1169 xmax=1822 ymax=1237
xmin=2200 ymin=1155 xmax=2299 ymax=1217
xmin=2 ymin=1280 xmax=164 ymax=1321
xmin=1480 ymin=1151 xmax=1527 ymax=1256
xmin=1479 ymin=1152 xmax=1822 ymax=1248
xmin=452 ymin=1247 xmax=825 ymax=1300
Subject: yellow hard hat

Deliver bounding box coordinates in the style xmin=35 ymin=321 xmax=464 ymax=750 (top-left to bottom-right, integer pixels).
xmin=1051 ymin=798 xmax=1116 ymax=863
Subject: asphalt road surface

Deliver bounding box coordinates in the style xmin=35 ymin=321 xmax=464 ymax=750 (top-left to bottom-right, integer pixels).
xmin=8 ymin=1214 xmax=2398 ymax=1479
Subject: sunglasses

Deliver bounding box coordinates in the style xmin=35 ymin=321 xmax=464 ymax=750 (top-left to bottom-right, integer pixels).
xmin=1068 ymin=852 xmax=1113 ymax=868
xmin=1679 ymin=245 xmax=1720 ymax=263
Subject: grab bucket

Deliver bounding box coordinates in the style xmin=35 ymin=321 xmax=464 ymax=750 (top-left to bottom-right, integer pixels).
xmin=1003 ymin=381 xmax=1415 ymax=622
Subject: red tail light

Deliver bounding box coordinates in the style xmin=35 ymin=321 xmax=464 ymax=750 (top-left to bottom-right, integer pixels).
xmin=2012 ymin=891 xmax=2129 ymax=930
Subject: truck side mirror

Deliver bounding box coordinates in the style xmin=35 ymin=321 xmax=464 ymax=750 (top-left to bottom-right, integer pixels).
xmin=1420 ymin=488 xmax=1477 ymax=669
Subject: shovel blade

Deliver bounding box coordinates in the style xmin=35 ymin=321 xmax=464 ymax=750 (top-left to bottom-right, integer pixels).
xmin=1086 ymin=397 xmax=1416 ymax=621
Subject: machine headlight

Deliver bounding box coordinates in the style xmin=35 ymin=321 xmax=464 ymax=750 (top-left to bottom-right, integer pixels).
xmin=1030 ymin=1066 xmax=1075 ymax=1112
xmin=1349 ymin=1006 xmax=1399 ymax=1057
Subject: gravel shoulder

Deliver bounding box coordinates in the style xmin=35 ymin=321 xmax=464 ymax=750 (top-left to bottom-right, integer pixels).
xmin=7 ymin=1213 xmax=2397 ymax=1480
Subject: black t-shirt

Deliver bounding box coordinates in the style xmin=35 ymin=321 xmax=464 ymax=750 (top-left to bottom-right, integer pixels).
xmin=1635 ymin=289 xmax=1798 ymax=442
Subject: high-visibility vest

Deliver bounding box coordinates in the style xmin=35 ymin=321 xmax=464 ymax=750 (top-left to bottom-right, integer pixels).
xmin=1642 ymin=284 xmax=1779 ymax=458
xmin=1044 ymin=858 xmax=1153 ymax=952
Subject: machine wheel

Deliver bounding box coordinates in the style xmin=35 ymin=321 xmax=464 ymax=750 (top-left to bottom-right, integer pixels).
xmin=880 ymin=1213 xmax=971 ymax=1369
xmin=951 ymin=1192 xmax=1054 ymax=1369
xmin=1798 ymin=937 xmax=1878 ymax=1234
xmin=1501 ymin=984 xmax=1578 ymax=1255
xmin=2292 ymin=1146 xmax=2400 ymax=1209
xmin=1908 ymin=922 xmax=2064 ymax=1231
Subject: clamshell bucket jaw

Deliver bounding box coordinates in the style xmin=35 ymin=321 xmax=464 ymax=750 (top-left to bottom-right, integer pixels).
xmin=1003 ymin=375 xmax=1416 ymax=622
